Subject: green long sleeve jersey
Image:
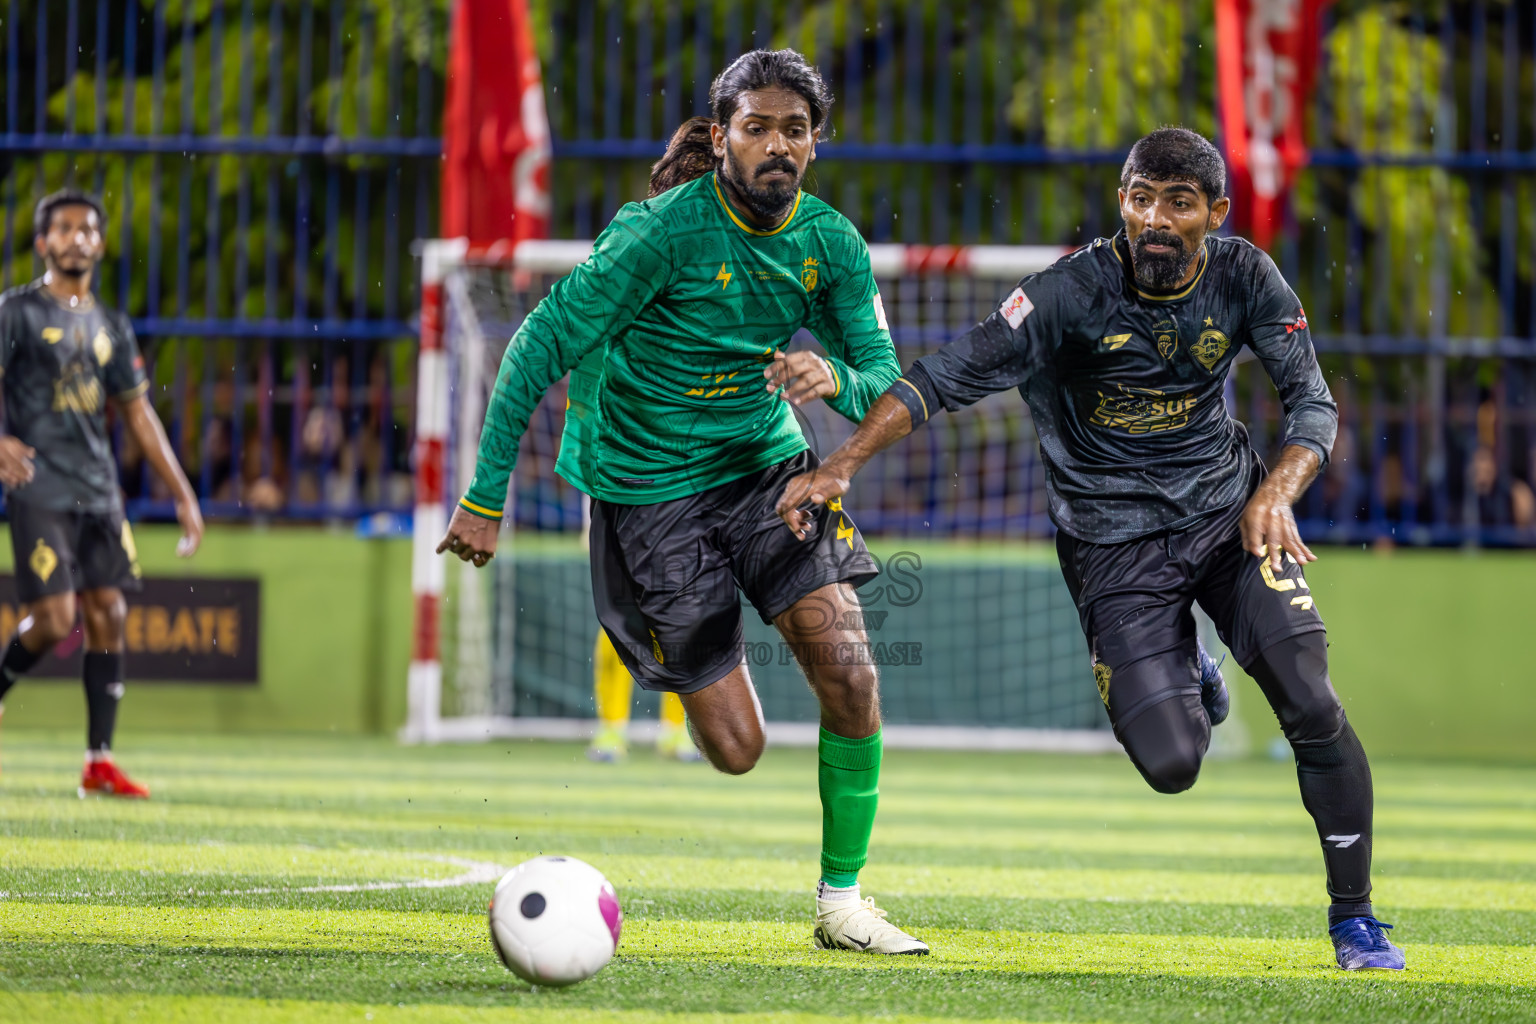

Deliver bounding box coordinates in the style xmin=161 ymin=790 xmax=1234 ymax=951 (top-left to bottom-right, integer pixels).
xmin=460 ymin=172 xmax=899 ymax=515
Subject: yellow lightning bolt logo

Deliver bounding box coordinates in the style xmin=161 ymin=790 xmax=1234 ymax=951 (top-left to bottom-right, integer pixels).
xmin=836 ymin=516 xmax=855 ymax=549
xmin=715 ymin=263 xmax=732 ymax=289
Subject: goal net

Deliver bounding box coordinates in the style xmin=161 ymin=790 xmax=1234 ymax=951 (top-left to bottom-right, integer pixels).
xmin=405 ymin=240 xmax=1240 ymax=752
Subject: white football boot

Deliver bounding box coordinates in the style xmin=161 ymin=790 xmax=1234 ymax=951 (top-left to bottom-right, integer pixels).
xmin=813 ymin=895 xmax=930 ymax=955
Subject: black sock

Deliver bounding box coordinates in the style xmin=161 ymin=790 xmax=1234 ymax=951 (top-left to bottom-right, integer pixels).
xmin=1293 ymin=720 xmax=1375 ymax=925
xmin=0 ymin=633 xmax=45 ymax=702
xmin=1247 ymin=632 xmax=1376 ymax=926
xmin=83 ymin=652 xmax=125 ymax=752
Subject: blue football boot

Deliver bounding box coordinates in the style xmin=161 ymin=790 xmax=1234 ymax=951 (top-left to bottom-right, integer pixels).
xmin=1329 ymin=916 xmax=1406 ymax=970
xmin=1196 ymin=642 xmax=1230 ymax=727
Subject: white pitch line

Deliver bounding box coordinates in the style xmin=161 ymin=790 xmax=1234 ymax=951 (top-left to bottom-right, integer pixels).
xmin=220 ymin=854 xmax=509 ymax=896
xmin=2 ymin=853 xmax=509 ymax=901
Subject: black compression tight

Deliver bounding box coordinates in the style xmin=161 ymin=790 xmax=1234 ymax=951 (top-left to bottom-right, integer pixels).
xmin=1113 ymin=632 xmax=1373 ymax=919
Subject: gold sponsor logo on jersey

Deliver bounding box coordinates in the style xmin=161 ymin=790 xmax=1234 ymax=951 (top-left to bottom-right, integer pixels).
xmin=715 ymin=263 xmax=732 ymax=289
xmin=1094 ymin=661 xmax=1113 ymax=706
xmin=649 ymin=628 xmax=664 ymax=664
xmin=684 ymin=370 xmax=742 ymax=398
xmin=802 ymin=257 xmax=819 ymax=292
xmin=52 ymin=361 xmax=104 ymax=414
xmin=29 ymin=539 xmax=58 ymax=583
xmin=1101 ymin=333 xmax=1132 ymax=350
xmin=1154 ymin=318 xmax=1179 ymax=360
xmin=1192 ymin=326 xmax=1231 ymax=371
xmin=41 ymin=327 xmax=63 ymax=344
xmin=93 ymin=327 xmax=113 ymax=365
xmin=1087 ymin=384 xmax=1197 ymax=434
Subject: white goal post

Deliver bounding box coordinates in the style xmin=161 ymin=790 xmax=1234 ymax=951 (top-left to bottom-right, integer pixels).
xmin=403 ymin=237 xmax=1213 ymax=754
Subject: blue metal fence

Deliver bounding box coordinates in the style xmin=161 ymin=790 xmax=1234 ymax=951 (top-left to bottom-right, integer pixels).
xmin=0 ymin=0 xmax=443 ymax=519
xmin=2 ymin=1 xmax=1532 ymax=545
xmin=536 ymin=0 xmax=1536 ymax=547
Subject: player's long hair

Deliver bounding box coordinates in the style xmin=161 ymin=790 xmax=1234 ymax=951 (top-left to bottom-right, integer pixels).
xmin=648 ymin=116 xmax=719 ymax=197
xmin=709 ymin=49 xmax=832 ymax=135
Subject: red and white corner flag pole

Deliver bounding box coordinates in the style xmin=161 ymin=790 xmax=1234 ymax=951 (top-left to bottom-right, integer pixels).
xmin=407 ymin=0 xmax=549 ymax=741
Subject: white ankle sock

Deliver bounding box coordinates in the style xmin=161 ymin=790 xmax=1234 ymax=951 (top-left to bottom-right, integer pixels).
xmin=817 ymin=881 xmax=860 ymax=904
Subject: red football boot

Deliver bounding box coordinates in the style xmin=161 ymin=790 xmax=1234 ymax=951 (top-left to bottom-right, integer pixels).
xmin=78 ymin=757 xmax=151 ymax=799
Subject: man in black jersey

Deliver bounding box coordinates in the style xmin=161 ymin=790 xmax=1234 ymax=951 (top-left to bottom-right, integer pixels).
xmin=776 ymin=128 xmax=1405 ymax=971
xmin=0 ymin=188 xmax=203 ymax=798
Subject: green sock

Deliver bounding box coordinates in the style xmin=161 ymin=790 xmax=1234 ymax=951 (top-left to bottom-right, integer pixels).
xmin=818 ymin=727 xmax=882 ymax=888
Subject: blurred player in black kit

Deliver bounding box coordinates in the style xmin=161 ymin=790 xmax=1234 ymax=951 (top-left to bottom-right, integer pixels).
xmin=777 ymin=129 xmax=1405 ymax=971
xmin=0 ymin=188 xmax=204 ymax=798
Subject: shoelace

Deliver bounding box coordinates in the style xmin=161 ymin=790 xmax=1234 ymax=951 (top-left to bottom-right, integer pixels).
xmin=1343 ymin=918 xmax=1395 ymax=950
xmin=858 ymin=897 xmax=889 ymax=921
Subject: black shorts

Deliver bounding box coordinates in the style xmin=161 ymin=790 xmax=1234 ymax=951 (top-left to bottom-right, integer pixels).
xmin=590 ymin=450 xmax=880 ymax=694
xmin=7 ymin=500 xmax=143 ymax=603
xmin=1056 ymin=478 xmax=1325 ymax=717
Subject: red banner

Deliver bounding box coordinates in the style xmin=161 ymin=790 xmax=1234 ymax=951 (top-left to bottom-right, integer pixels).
xmin=441 ymin=0 xmax=551 ymax=247
xmin=1215 ymin=0 xmax=1333 ymax=251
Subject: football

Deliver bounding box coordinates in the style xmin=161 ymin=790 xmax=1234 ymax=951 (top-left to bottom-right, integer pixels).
xmin=488 ymin=855 xmax=623 ymax=986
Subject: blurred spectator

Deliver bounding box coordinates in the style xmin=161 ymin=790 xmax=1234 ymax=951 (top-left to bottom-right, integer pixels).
xmin=1472 ymin=445 xmax=1535 ymax=531
xmin=1470 ymin=398 xmax=1535 ymax=536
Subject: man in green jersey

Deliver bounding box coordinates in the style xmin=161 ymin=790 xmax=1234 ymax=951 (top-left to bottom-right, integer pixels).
xmin=440 ymin=50 xmax=928 ymax=955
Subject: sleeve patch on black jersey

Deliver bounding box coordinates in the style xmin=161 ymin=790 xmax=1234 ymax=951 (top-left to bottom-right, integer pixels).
xmin=1000 ymin=287 xmax=1033 ymax=329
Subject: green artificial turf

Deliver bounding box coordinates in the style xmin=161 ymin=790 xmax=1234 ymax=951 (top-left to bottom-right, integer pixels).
xmin=0 ymin=732 xmax=1532 ymax=1023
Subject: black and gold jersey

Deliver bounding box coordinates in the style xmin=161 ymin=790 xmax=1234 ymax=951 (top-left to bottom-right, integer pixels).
xmin=0 ymin=279 xmax=148 ymax=513
xmin=897 ymin=229 xmax=1337 ymax=544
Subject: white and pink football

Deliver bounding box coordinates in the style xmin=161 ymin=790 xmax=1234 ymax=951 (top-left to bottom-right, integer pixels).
xmin=488 ymin=855 xmax=622 ymax=986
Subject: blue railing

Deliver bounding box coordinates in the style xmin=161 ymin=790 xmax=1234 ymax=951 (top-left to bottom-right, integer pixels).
xmin=0 ymin=0 xmax=442 ymax=520
xmin=528 ymin=0 xmax=1536 ymax=547
xmin=4 ymin=0 xmax=1533 ymax=545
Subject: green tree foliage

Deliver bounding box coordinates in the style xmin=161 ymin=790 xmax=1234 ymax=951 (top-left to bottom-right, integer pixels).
xmin=533 ymin=0 xmax=1217 ymax=246
xmin=0 ymin=0 xmax=446 ymax=327
xmin=1299 ymin=0 xmax=1513 ymax=340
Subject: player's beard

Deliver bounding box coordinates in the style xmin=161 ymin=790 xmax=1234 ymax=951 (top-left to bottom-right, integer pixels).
xmin=46 ymin=245 xmax=94 ymax=279
xmin=721 ymin=144 xmax=802 ymax=223
xmin=1129 ymin=229 xmax=1199 ymax=291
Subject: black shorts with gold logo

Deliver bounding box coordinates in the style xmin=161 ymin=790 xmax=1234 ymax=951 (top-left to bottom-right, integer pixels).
xmin=6 ymin=499 xmax=143 ymax=602
xmin=1055 ymin=477 xmax=1326 ymax=683
xmin=589 ymin=450 xmax=880 ymax=694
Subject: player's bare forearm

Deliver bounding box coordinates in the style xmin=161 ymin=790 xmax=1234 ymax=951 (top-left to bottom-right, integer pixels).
xmin=1240 ymin=443 xmax=1321 ymax=570
xmin=775 ymin=392 xmax=913 ymax=538
xmin=123 ymin=394 xmax=204 ymax=556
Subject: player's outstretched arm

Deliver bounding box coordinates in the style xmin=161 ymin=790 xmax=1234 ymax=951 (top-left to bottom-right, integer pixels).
xmin=1243 ymin=253 xmax=1336 ymax=572
xmin=122 ymin=394 xmax=203 ymax=557
xmin=440 ymin=203 xmax=677 ymax=567
xmin=776 ymin=391 xmax=913 ymax=539
xmin=1240 ymin=444 xmax=1320 ymax=571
